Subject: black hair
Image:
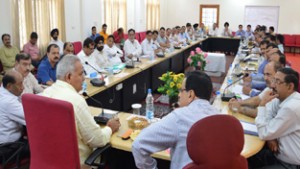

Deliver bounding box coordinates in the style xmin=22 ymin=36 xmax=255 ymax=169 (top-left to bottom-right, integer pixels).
xmin=107 ymin=35 xmax=115 ymax=41
xmin=2 ymin=74 xmax=16 ymax=88
xmin=238 ymin=24 xmax=243 ymax=27
xmin=94 ymin=36 xmax=104 ymax=44
xmin=102 ymin=24 xmax=107 ymax=28
xmin=117 ymin=28 xmax=123 ymax=33
xmin=15 ymin=53 xmax=31 ymax=62
xmin=63 ymin=42 xmax=72 ymax=50
xmin=146 ymin=30 xmax=152 ymax=35
xmin=160 ymin=27 xmax=165 ymax=31
xmin=224 ymin=22 xmax=229 ymax=27
xmin=1 ymin=34 xmax=10 ymax=41
xmin=175 ymin=26 xmax=180 ymax=29
xmin=269 ymin=26 xmax=275 ymax=32
xmin=186 ymin=23 xmax=191 ymax=27
xmin=260 ymin=26 xmax=267 ymax=32
xmin=153 ymin=30 xmax=158 ymax=35
xmin=166 ymin=28 xmax=171 ymax=31
xmin=193 ymin=24 xmax=199 ymax=29
xmin=276 ymin=34 xmax=284 ymax=45
xmin=128 ymin=29 xmax=135 ymax=34
xmin=267 ymin=43 xmax=278 ymax=49
xmin=259 ymin=40 xmax=269 ymax=47
xmin=83 ymin=38 xmax=94 ymax=48
xmin=185 ymin=71 xmax=212 ymax=101
xmin=30 ymin=32 xmax=38 ymax=39
xmin=278 ymin=68 xmax=299 ymax=91
xmin=268 ymin=35 xmax=276 ymax=42
xmin=50 ymin=28 xmax=59 ymax=37
xmin=247 ymin=25 xmax=251 ymax=28
xmin=92 ymin=26 xmax=96 ymax=30
xmin=47 ymin=44 xmax=59 ymax=53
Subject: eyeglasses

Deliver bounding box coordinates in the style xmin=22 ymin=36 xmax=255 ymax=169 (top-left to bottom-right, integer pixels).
xmin=272 ymin=78 xmax=286 ymax=85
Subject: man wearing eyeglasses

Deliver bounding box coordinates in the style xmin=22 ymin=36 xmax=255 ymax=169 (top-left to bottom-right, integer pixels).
xmin=253 ymin=68 xmax=300 ymax=168
xmin=132 ymin=71 xmax=219 ymax=169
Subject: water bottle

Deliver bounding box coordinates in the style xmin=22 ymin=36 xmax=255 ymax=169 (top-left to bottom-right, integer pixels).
xmin=227 ymin=75 xmax=233 ymax=94
xmin=146 ymin=88 xmax=154 ymax=122
xmin=214 ymin=91 xmax=222 ymax=112
xmin=82 ymin=81 xmax=87 ymax=92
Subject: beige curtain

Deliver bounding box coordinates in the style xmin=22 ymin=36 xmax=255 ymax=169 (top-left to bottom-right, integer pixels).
xmin=104 ymin=0 xmax=127 ymax=35
xmin=146 ymin=0 xmax=160 ymax=30
xmin=11 ymin=0 xmax=65 ymax=56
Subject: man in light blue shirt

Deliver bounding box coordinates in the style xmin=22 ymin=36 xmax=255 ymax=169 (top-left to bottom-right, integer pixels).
xmin=245 ymin=25 xmax=254 ymax=39
xmin=235 ymin=24 xmax=246 ymax=38
xmin=132 ymin=71 xmax=219 ymax=169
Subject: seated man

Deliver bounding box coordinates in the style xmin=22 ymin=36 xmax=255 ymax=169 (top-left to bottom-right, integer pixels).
xmin=124 ymin=29 xmax=142 ymax=61
xmin=42 ymin=55 xmax=120 ymax=168
xmin=245 ymin=25 xmax=254 ymax=39
xmin=269 ymin=26 xmax=275 ymax=35
xmin=0 ymin=70 xmax=29 ymax=161
xmin=178 ymin=26 xmax=190 ymax=44
xmin=152 ymin=30 xmax=164 ymax=51
xmin=157 ymin=27 xmax=170 ymax=48
xmin=77 ymin=38 xmax=101 ymax=76
xmin=99 ymin=24 xmax=109 ymax=44
xmin=222 ymin=22 xmax=232 ymax=37
xmin=113 ymin=27 xmax=125 ymax=44
xmin=132 ymin=71 xmax=219 ymax=169
xmin=186 ymin=23 xmax=194 ymax=39
xmin=90 ymin=26 xmax=100 ymax=41
xmin=23 ymin=32 xmax=41 ymax=68
xmin=252 ymin=68 xmax=300 ymax=168
xmin=235 ymin=24 xmax=246 ymax=38
xmin=0 ymin=34 xmax=20 ymax=72
xmin=49 ymin=28 xmax=64 ymax=55
xmin=93 ymin=36 xmax=111 ymax=68
xmin=141 ymin=30 xmax=160 ymax=56
xmin=103 ymin=35 xmax=123 ymax=66
xmin=37 ymin=44 xmax=60 ymax=86
xmin=15 ymin=53 xmax=43 ymax=94
xmin=208 ymin=23 xmax=219 ymax=36
xmin=229 ymin=61 xmax=282 ymax=118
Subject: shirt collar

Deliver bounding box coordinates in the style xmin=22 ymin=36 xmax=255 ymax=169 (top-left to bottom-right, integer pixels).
xmin=55 ymin=80 xmax=78 ymax=93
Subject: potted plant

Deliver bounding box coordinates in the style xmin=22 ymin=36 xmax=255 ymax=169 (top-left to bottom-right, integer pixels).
xmin=157 ymin=72 xmax=185 ymax=106
xmin=187 ymin=47 xmax=208 ymax=71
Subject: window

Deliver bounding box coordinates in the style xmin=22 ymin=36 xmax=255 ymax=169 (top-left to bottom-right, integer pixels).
xmin=200 ymin=5 xmax=219 ymax=28
xmin=103 ymin=0 xmax=127 ymax=34
xmin=146 ymin=0 xmax=160 ymax=30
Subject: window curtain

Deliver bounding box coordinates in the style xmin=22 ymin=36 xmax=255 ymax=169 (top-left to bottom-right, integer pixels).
xmin=103 ymin=0 xmax=127 ymax=35
xmin=11 ymin=0 xmax=65 ymax=56
xmin=146 ymin=0 xmax=160 ymax=30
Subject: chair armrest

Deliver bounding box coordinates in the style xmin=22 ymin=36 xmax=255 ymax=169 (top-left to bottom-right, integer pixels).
xmin=84 ymin=144 xmax=111 ymax=166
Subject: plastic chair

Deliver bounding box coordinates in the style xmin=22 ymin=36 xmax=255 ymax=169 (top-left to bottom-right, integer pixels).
xmin=139 ymin=32 xmax=147 ymax=43
xmin=73 ymin=41 xmax=82 ymax=55
xmin=183 ymin=114 xmax=247 ymax=169
xmin=295 ymin=35 xmax=300 ymax=54
xmin=22 ymin=94 xmax=110 ymax=169
xmin=283 ymin=34 xmax=296 ymax=53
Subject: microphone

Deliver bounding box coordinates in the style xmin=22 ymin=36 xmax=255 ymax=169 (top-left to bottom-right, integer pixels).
xmin=221 ymin=73 xmax=249 ymax=102
xmin=83 ymin=92 xmax=112 ymax=124
xmin=84 ymin=61 xmax=105 ymax=87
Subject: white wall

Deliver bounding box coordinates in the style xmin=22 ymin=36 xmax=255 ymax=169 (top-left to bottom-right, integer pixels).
xmin=160 ymin=0 xmax=300 ymax=34
xmin=64 ymin=0 xmax=82 ymax=42
xmin=0 ymin=0 xmax=13 ymax=46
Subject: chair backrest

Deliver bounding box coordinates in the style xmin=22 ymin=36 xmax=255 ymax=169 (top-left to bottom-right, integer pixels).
xmin=73 ymin=41 xmax=82 ymax=55
xmin=135 ymin=33 xmax=141 ymax=43
xmin=295 ymin=35 xmax=300 ymax=45
xmin=139 ymin=32 xmax=147 ymax=43
xmin=183 ymin=114 xmax=247 ymax=169
xmin=283 ymin=34 xmax=296 ymax=46
xmin=22 ymin=94 xmax=81 ymax=169
xmin=124 ymin=34 xmax=128 ymax=40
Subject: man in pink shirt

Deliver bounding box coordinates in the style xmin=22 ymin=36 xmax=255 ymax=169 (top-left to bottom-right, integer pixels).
xmin=23 ymin=32 xmax=40 ymax=68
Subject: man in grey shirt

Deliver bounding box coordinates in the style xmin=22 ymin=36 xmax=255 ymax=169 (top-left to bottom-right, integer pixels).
xmin=251 ymin=68 xmax=300 ymax=168
xmin=132 ymin=71 xmax=219 ymax=169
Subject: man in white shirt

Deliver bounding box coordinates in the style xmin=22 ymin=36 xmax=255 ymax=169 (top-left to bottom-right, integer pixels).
xmin=208 ymin=23 xmax=219 ymax=37
xmin=152 ymin=30 xmax=163 ymax=51
xmin=124 ymin=29 xmax=142 ymax=61
xmin=49 ymin=28 xmax=64 ymax=55
xmin=141 ymin=31 xmax=160 ymax=56
xmin=186 ymin=23 xmax=194 ymax=39
xmin=15 ymin=53 xmax=43 ymax=94
xmin=103 ymin=35 xmax=123 ymax=66
xmin=132 ymin=71 xmax=219 ymax=169
xmin=93 ymin=36 xmax=111 ymax=68
xmin=77 ymin=38 xmax=101 ymax=77
xmin=42 ymin=55 xmax=120 ymax=167
xmin=251 ymin=68 xmax=300 ymax=168
xmin=0 ymin=70 xmax=29 ymax=162
xmin=157 ymin=27 xmax=170 ymax=48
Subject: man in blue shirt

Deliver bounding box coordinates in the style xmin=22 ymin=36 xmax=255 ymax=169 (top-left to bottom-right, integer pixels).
xmin=132 ymin=71 xmax=219 ymax=169
xmin=90 ymin=26 xmax=100 ymax=41
xmin=37 ymin=44 xmax=60 ymax=85
xmin=235 ymin=24 xmax=246 ymax=38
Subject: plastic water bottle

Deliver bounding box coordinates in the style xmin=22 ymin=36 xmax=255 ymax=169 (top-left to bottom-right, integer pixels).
xmin=82 ymin=81 xmax=87 ymax=92
xmin=146 ymin=89 xmax=154 ymax=122
xmin=214 ymin=91 xmax=222 ymax=113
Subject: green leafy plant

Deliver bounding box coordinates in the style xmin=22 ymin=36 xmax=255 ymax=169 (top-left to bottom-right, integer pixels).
xmin=157 ymin=72 xmax=185 ymax=98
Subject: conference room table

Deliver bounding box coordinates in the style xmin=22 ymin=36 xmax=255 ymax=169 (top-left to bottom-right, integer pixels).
xmin=86 ymin=36 xmax=264 ymax=161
